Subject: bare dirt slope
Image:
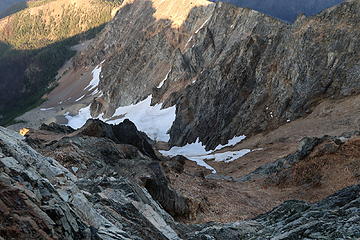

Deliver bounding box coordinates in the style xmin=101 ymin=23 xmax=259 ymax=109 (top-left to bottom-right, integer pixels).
xmin=167 ymin=94 xmax=360 ymax=223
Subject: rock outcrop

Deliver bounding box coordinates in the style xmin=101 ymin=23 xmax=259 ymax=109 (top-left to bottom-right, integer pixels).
xmin=74 ymin=0 xmax=360 ymax=150
xmin=1 ymin=125 xmax=360 ymax=239
xmin=0 ymin=125 xmax=185 ymax=239
xmin=28 ymin=120 xmax=201 ymax=221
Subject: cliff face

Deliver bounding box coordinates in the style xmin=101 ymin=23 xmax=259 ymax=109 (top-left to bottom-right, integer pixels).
xmin=77 ymin=0 xmax=360 ymax=148
xmin=76 ymin=0 xmax=360 ymax=150
xmin=169 ymin=0 xmax=360 ymax=149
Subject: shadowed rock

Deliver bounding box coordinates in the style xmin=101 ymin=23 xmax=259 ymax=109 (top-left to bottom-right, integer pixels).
xmin=75 ymin=118 xmax=158 ymax=159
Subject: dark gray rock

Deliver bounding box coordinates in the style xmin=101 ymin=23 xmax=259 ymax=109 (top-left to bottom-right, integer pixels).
xmin=75 ymin=118 xmax=157 ymax=159
xmin=39 ymin=122 xmax=75 ymax=134
xmin=76 ymin=0 xmax=360 ymax=150
xmin=1 ymin=126 xmax=360 ymax=239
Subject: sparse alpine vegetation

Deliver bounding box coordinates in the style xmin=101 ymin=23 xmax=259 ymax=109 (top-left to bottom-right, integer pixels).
xmin=0 ymin=0 xmax=122 ymax=125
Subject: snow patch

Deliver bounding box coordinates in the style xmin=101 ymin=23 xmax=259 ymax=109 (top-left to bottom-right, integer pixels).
xmin=195 ymin=16 xmax=211 ymax=34
xmin=157 ymin=69 xmax=171 ymax=88
xmin=65 ymin=95 xmax=176 ymax=142
xmin=75 ymin=95 xmax=85 ymax=102
xmin=184 ymin=35 xmax=193 ymax=48
xmin=159 ymin=139 xmax=216 ymax=173
xmin=85 ymin=65 xmax=102 ymax=92
xmin=40 ymin=107 xmax=54 ymax=111
xmin=208 ymin=149 xmax=251 ymax=163
xmin=215 ymin=135 xmax=246 ymax=150
xmin=160 ymin=137 xmax=251 ymax=173
xmin=64 ymin=106 xmax=92 ymax=129
xmin=107 ymin=96 xmax=176 ymax=141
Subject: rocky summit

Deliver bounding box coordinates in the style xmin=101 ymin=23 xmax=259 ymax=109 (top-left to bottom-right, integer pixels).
xmin=0 ymin=122 xmax=360 ymax=239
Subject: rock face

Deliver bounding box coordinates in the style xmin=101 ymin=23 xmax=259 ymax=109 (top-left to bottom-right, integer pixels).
xmin=1 ymin=125 xmax=360 ymax=239
xmin=0 ymin=125 xmax=186 ymax=239
xmin=74 ymin=0 xmax=360 ymax=150
xmin=74 ymin=118 xmax=158 ymax=159
xmin=187 ymin=184 xmax=360 ymax=239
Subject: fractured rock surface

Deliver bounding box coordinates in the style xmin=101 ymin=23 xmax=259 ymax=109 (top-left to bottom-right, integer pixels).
xmin=1 ymin=122 xmax=360 ymax=239
xmin=74 ymin=0 xmax=360 ymax=150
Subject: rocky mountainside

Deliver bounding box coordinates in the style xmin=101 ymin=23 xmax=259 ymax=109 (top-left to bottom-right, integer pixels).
xmin=0 ymin=0 xmax=122 ymax=125
xmin=1 ymin=123 xmax=360 ymax=239
xmin=3 ymin=0 xmax=360 ymax=238
xmin=72 ymin=0 xmax=360 ymax=151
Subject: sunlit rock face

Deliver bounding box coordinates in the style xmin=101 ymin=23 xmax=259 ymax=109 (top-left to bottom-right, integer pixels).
xmin=212 ymin=0 xmax=344 ymax=22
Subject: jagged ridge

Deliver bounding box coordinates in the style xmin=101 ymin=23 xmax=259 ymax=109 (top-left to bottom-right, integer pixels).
xmin=75 ymin=0 xmax=360 ymax=150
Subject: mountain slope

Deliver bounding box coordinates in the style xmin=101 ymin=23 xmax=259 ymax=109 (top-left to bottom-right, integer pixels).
xmin=4 ymin=0 xmax=360 ymax=233
xmin=0 ymin=0 xmax=122 ymax=125
xmin=0 ymin=0 xmax=121 ymax=50
xmin=70 ymin=0 xmax=360 ymax=150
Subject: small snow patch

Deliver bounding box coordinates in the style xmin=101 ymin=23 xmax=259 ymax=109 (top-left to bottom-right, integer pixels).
xmin=195 ymin=16 xmax=211 ymax=34
xmin=184 ymin=35 xmax=193 ymax=48
xmin=85 ymin=65 xmax=102 ymax=92
xmin=157 ymin=69 xmax=171 ymax=88
xmin=160 ymin=139 xmax=216 ymax=173
xmin=75 ymin=95 xmax=85 ymax=102
xmin=65 ymin=106 xmax=92 ymax=129
xmin=215 ymin=135 xmax=246 ymax=150
xmin=160 ymin=137 xmax=251 ymax=173
xmin=40 ymin=107 xmax=54 ymax=111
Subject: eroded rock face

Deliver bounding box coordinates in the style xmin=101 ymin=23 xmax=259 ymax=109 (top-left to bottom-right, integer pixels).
xmin=74 ymin=118 xmax=157 ymax=159
xmin=0 ymin=125 xmax=188 ymax=239
xmin=28 ymin=120 xmax=202 ymax=222
xmin=1 ymin=124 xmax=360 ymax=239
xmin=75 ymin=0 xmax=360 ymax=150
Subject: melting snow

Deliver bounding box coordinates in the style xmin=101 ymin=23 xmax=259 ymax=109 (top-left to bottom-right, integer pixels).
xmin=65 ymin=107 xmax=92 ymax=129
xmin=85 ymin=65 xmax=102 ymax=92
xmin=159 ymin=139 xmax=216 ymax=173
xmin=214 ymin=135 xmax=246 ymax=150
xmin=40 ymin=107 xmax=54 ymax=111
xmin=160 ymin=137 xmax=251 ymax=173
xmin=195 ymin=16 xmax=212 ymax=34
xmin=208 ymin=149 xmax=251 ymax=163
xmin=65 ymin=95 xmax=176 ymax=142
xmin=105 ymin=96 xmax=176 ymax=141
xmin=75 ymin=95 xmax=85 ymax=102
xmin=157 ymin=69 xmax=171 ymax=88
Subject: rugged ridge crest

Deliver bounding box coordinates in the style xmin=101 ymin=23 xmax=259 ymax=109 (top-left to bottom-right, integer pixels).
xmin=75 ymin=0 xmax=360 ymax=149
xmin=1 ymin=123 xmax=360 ymax=239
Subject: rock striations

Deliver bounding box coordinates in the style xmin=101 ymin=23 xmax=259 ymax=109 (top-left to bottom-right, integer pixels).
xmin=75 ymin=0 xmax=360 ymax=150
xmin=0 ymin=122 xmax=360 ymax=239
